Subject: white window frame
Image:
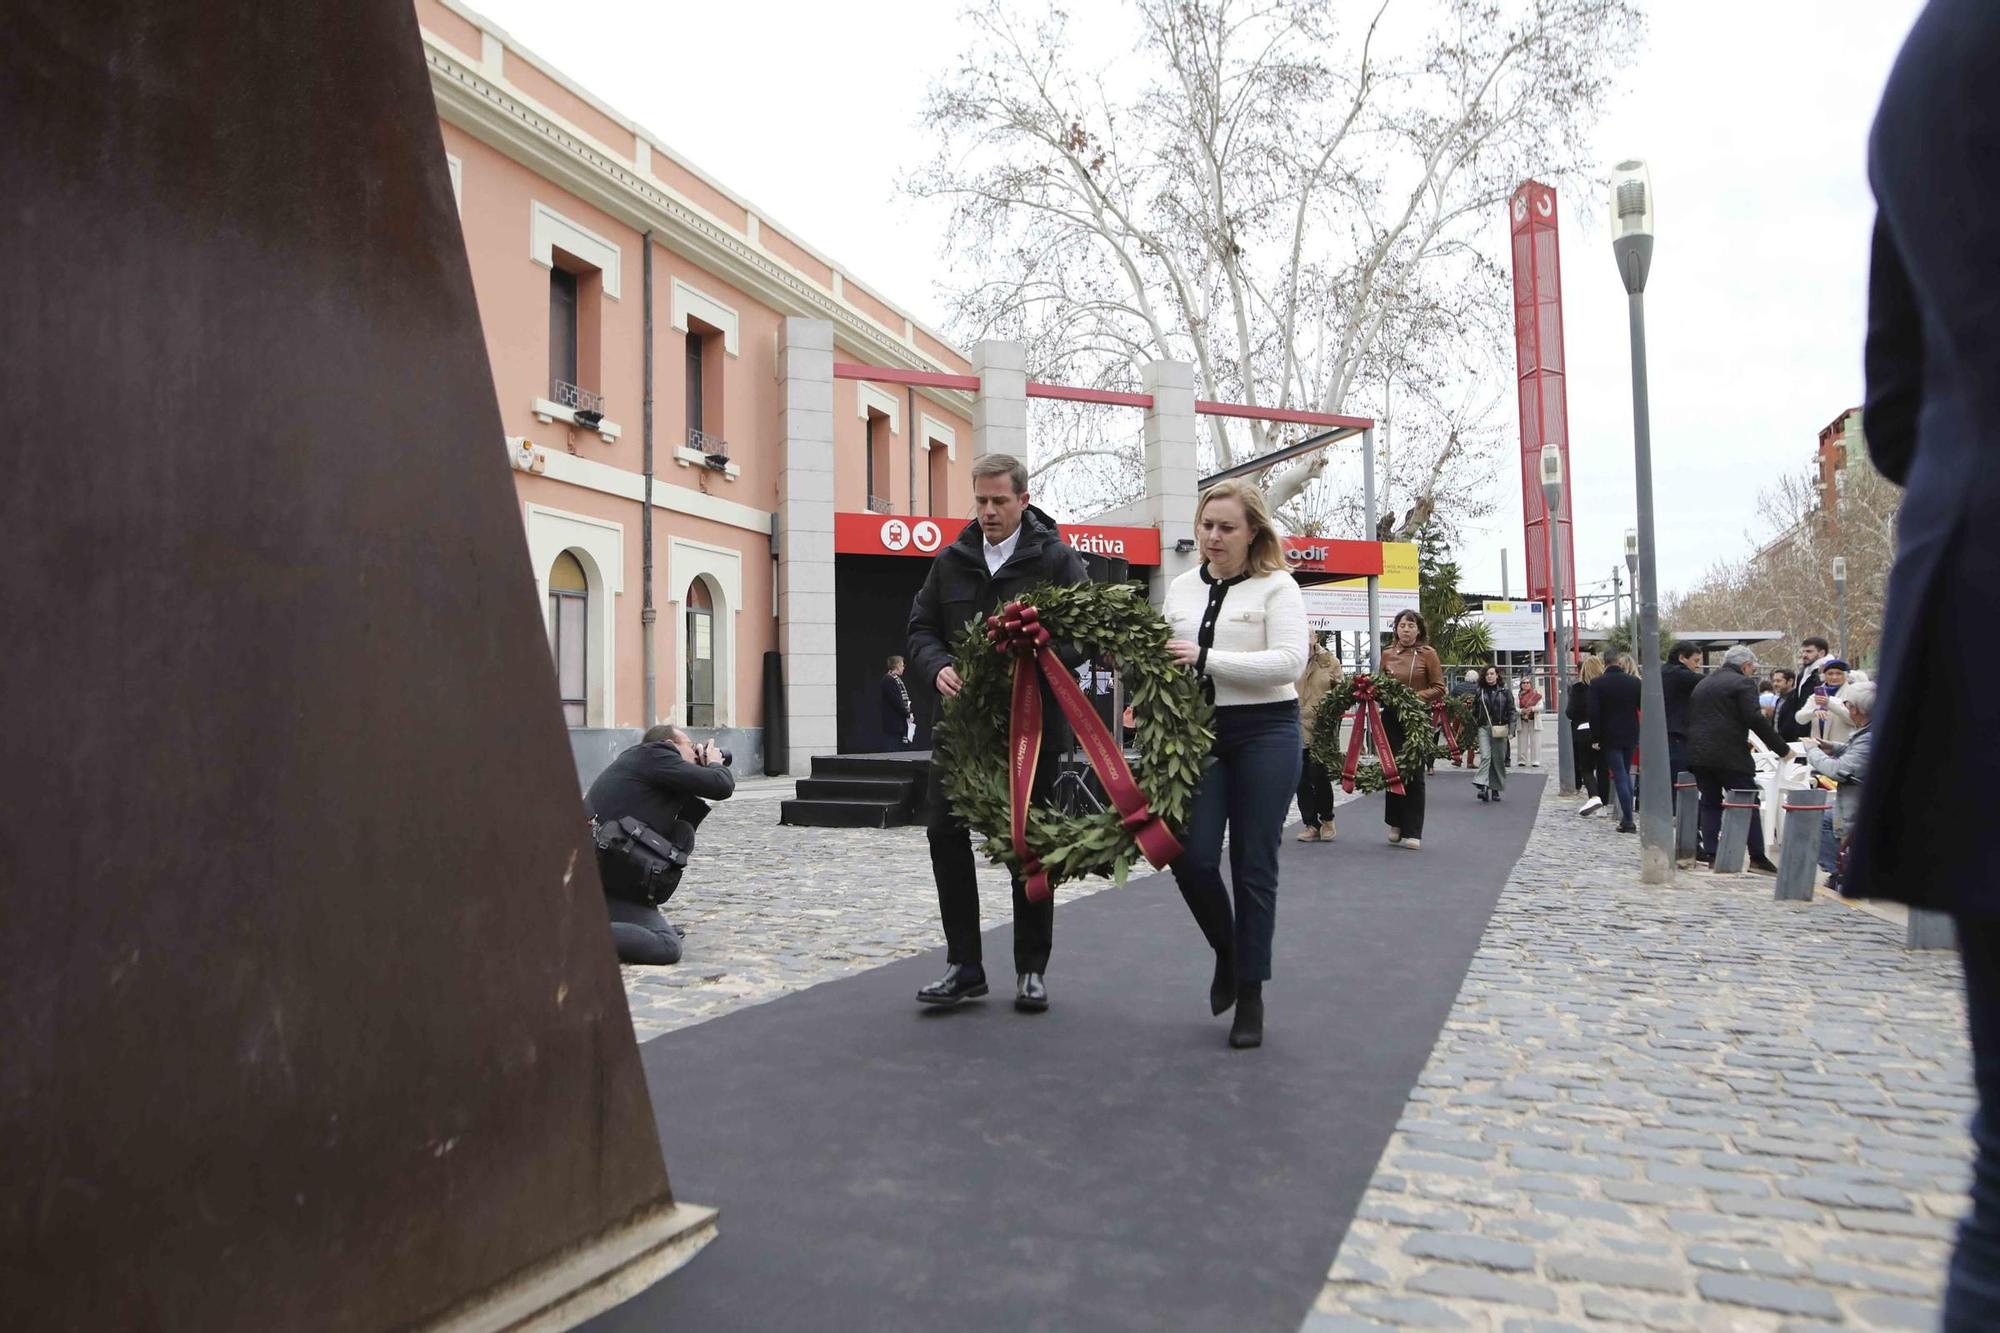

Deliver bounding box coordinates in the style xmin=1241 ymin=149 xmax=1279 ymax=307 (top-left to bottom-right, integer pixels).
xmin=524 ymin=504 xmax=624 ymax=727
xmin=529 ymin=200 xmax=622 ymax=300
xmin=671 ymin=277 xmax=740 ymax=356
xmin=668 ymin=536 xmax=743 ymax=728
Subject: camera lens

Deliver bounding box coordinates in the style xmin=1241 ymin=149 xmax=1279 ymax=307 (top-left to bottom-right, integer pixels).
xmin=718 ymin=748 xmax=734 ymax=766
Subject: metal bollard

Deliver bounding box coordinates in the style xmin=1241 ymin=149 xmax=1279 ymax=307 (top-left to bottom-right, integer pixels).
xmin=1908 ymin=908 xmax=1958 ymax=951
xmin=1714 ymin=788 xmax=1759 ymax=874
xmin=1775 ymin=787 xmax=1830 ymax=900
xmin=1675 ymin=771 xmax=1698 ymax=860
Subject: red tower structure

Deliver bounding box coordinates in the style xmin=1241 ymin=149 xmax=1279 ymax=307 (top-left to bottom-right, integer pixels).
xmin=1509 ymin=179 xmax=1579 ymax=664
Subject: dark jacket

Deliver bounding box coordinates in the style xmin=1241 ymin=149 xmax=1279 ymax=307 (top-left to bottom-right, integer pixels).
xmin=906 ymin=505 xmax=1089 ymax=688
xmin=1565 ymin=679 xmax=1592 ymax=728
xmin=1774 ymin=662 xmax=1825 ymax=743
xmin=1472 ymin=683 xmax=1515 ymax=730
xmin=1661 ymin=660 xmax=1701 ymax=739
xmin=1588 ymin=665 xmax=1643 ymax=754
xmin=1848 ymin=0 xmax=2000 ymax=911
xmin=584 ymin=741 xmax=735 ymax=841
xmin=1685 ymin=668 xmax=1786 ymax=773
xmin=880 ymin=671 xmax=912 ymax=735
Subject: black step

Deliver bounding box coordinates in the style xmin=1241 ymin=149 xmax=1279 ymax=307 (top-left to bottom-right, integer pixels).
xmin=809 ymin=752 xmax=933 ymax=780
xmin=780 ymin=798 xmax=904 ymax=828
xmin=796 ymin=777 xmax=916 ymax=804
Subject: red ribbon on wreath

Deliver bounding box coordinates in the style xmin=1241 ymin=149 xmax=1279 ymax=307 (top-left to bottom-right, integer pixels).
xmin=1430 ymin=697 xmax=1463 ymax=764
xmin=986 ymin=601 xmax=1182 ymax=903
xmin=1341 ymin=674 xmax=1407 ymax=796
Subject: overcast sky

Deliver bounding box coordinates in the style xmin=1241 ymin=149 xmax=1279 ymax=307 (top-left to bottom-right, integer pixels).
xmin=467 ymin=0 xmax=1925 ymax=618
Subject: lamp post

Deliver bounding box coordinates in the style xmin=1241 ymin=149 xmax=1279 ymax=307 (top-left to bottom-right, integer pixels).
xmin=1625 ymin=529 xmax=1641 ymax=655
xmin=1612 ymin=158 xmax=1673 ymax=884
xmin=1832 ymin=557 xmax=1848 ymax=662
xmin=1541 ymin=443 xmax=1575 ymax=792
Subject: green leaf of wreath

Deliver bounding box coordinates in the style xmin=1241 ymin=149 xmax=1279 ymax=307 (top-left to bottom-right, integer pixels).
xmin=932 ymin=580 xmax=1213 ymax=889
xmin=1306 ymin=671 xmax=1442 ymax=795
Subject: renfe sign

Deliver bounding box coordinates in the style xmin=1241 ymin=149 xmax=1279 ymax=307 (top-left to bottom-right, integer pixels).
xmin=834 ymin=512 xmax=1162 ymax=565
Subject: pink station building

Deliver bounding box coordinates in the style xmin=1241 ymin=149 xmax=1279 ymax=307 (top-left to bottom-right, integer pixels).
xmin=415 ymin=0 xmax=1000 ymax=776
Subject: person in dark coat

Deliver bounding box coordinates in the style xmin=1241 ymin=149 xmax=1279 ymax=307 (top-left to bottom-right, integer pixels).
xmin=1685 ymin=645 xmax=1784 ymax=873
xmin=1661 ymin=642 xmax=1703 ymax=805
xmin=584 ymin=725 xmax=736 ymax=964
xmin=1850 ymin=8 xmax=2000 ymax=1321
xmin=906 ymin=453 xmax=1088 ymax=1013
xmin=1471 ymin=664 xmax=1516 ymax=802
xmin=1588 ymin=655 xmax=1643 ymax=833
xmin=1566 ymin=654 xmax=1609 ymax=813
xmin=879 ymin=655 xmax=914 ymax=750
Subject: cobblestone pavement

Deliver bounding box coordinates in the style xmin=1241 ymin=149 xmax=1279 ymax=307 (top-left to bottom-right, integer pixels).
xmin=1306 ymin=774 xmax=1974 ymax=1331
xmin=618 ymin=778 xmax=1101 ymax=1040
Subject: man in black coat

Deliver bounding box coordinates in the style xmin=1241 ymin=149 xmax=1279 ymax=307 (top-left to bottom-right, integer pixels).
xmin=1850 ymin=7 xmax=2000 ymax=1320
xmin=1774 ymin=636 xmax=1829 ymax=744
xmin=907 ymin=453 xmax=1088 ymax=1012
xmin=584 ymin=725 xmax=737 ymax=964
xmin=1685 ymin=645 xmax=1784 ymax=873
xmin=879 ymin=655 xmax=914 ymax=750
xmin=1587 ymin=655 xmax=1643 ymax=833
xmin=1661 ymin=642 xmax=1703 ymax=803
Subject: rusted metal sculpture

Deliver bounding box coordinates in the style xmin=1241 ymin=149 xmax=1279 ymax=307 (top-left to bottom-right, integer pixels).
xmin=0 ymin=3 xmax=706 ymax=1328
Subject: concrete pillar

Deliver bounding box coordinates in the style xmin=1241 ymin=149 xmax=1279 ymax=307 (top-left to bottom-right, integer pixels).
xmin=1142 ymin=359 xmax=1200 ymax=604
xmin=971 ymin=340 xmax=1028 ymax=462
xmin=776 ymin=317 xmax=837 ymax=776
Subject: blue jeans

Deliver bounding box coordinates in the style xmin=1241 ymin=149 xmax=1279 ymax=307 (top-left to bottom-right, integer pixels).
xmin=1170 ymin=701 xmax=1302 ymax=983
xmin=1603 ymin=745 xmax=1636 ymax=824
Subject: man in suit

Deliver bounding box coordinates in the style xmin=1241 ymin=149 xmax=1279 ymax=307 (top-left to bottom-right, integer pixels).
xmin=1588 ymin=654 xmax=1643 ymax=833
xmin=1849 ymin=6 xmax=2000 ymax=1321
xmin=906 ymin=453 xmax=1088 ymax=1013
xmin=879 ymin=655 xmax=914 ymax=750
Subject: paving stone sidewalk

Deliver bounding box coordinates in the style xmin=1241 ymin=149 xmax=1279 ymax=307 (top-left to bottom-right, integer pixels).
xmin=1306 ymin=776 xmax=1974 ymax=1331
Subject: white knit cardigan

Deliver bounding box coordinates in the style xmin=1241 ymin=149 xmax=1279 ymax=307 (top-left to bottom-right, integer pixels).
xmin=1163 ymin=566 xmax=1310 ymax=708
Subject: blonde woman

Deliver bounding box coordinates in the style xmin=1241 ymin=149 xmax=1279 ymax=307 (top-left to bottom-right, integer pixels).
xmin=1164 ymin=480 xmax=1308 ymax=1049
xmin=1296 ymin=634 xmax=1342 ymax=842
xmin=1566 ymin=653 xmax=1610 ymax=813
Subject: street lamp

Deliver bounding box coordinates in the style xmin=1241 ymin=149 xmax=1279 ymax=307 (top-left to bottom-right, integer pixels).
xmin=1832 ymin=556 xmax=1848 ymax=662
xmin=1540 ymin=442 xmax=1575 ymax=792
xmin=1612 ymin=158 xmax=1673 ymax=884
xmin=1624 ymin=529 xmax=1640 ymax=651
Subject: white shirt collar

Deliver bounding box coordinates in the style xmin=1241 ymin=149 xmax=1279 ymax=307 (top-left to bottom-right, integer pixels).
xmin=983 ymin=523 xmax=1022 ymax=574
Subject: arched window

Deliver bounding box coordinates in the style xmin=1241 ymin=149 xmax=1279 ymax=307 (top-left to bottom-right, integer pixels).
xmin=685 ymin=578 xmax=716 ymax=728
xmin=548 ymin=550 xmax=588 ymax=727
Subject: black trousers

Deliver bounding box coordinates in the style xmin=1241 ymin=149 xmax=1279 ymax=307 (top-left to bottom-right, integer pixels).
xmin=926 ymin=759 xmax=1052 ymax=975
xmin=1296 ymin=748 xmax=1336 ymax=826
xmin=1379 ymin=710 xmax=1426 ymax=837
xmin=1572 ymin=730 xmax=1608 ymax=801
xmin=1692 ymin=764 xmax=1765 ymax=861
xmin=1950 ymin=915 xmax=2000 ymax=1328
xmin=608 ymin=897 xmax=682 ymax=965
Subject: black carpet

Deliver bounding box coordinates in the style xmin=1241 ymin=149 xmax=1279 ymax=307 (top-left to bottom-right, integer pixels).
xmin=592 ymin=769 xmax=1545 ymax=1332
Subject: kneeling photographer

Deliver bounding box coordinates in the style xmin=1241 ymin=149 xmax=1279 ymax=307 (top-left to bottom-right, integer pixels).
xmin=584 ymin=724 xmax=735 ymax=965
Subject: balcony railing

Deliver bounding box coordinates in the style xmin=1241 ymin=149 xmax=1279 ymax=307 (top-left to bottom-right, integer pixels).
xmin=551 ymin=379 xmax=605 ymax=415
xmin=866 ymin=495 xmax=892 ymax=515
xmin=689 ymin=427 xmax=729 ymax=462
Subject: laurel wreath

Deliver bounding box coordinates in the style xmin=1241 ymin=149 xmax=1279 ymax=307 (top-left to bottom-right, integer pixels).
xmin=1437 ymin=692 xmax=1478 ymax=757
xmin=934 ymin=581 xmax=1214 ymax=888
xmin=1307 ymin=672 xmax=1441 ymax=794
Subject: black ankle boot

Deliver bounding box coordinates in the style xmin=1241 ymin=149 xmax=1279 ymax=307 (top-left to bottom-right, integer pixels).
xmin=1229 ymin=982 xmax=1263 ymax=1049
xmin=1210 ymin=950 xmax=1237 ymax=1016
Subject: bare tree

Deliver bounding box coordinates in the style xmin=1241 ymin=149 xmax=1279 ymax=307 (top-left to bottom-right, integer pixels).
xmin=1662 ymin=442 xmax=1902 ymax=669
xmin=909 ymin=0 xmax=1642 ymax=532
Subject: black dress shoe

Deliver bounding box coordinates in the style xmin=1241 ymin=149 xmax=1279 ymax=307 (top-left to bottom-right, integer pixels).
xmin=1229 ymin=982 xmax=1263 ymax=1049
xmin=1015 ymin=972 xmax=1049 ymax=1012
xmin=1748 ymin=856 xmax=1779 ymax=876
xmin=917 ymin=963 xmax=988 ymax=1006
xmin=1616 ymin=821 xmax=1636 ymax=833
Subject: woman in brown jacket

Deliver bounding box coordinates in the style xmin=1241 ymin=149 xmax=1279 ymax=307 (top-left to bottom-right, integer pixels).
xmin=1379 ymin=608 xmax=1446 ymax=849
xmin=1295 ymin=633 xmax=1342 ymax=842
